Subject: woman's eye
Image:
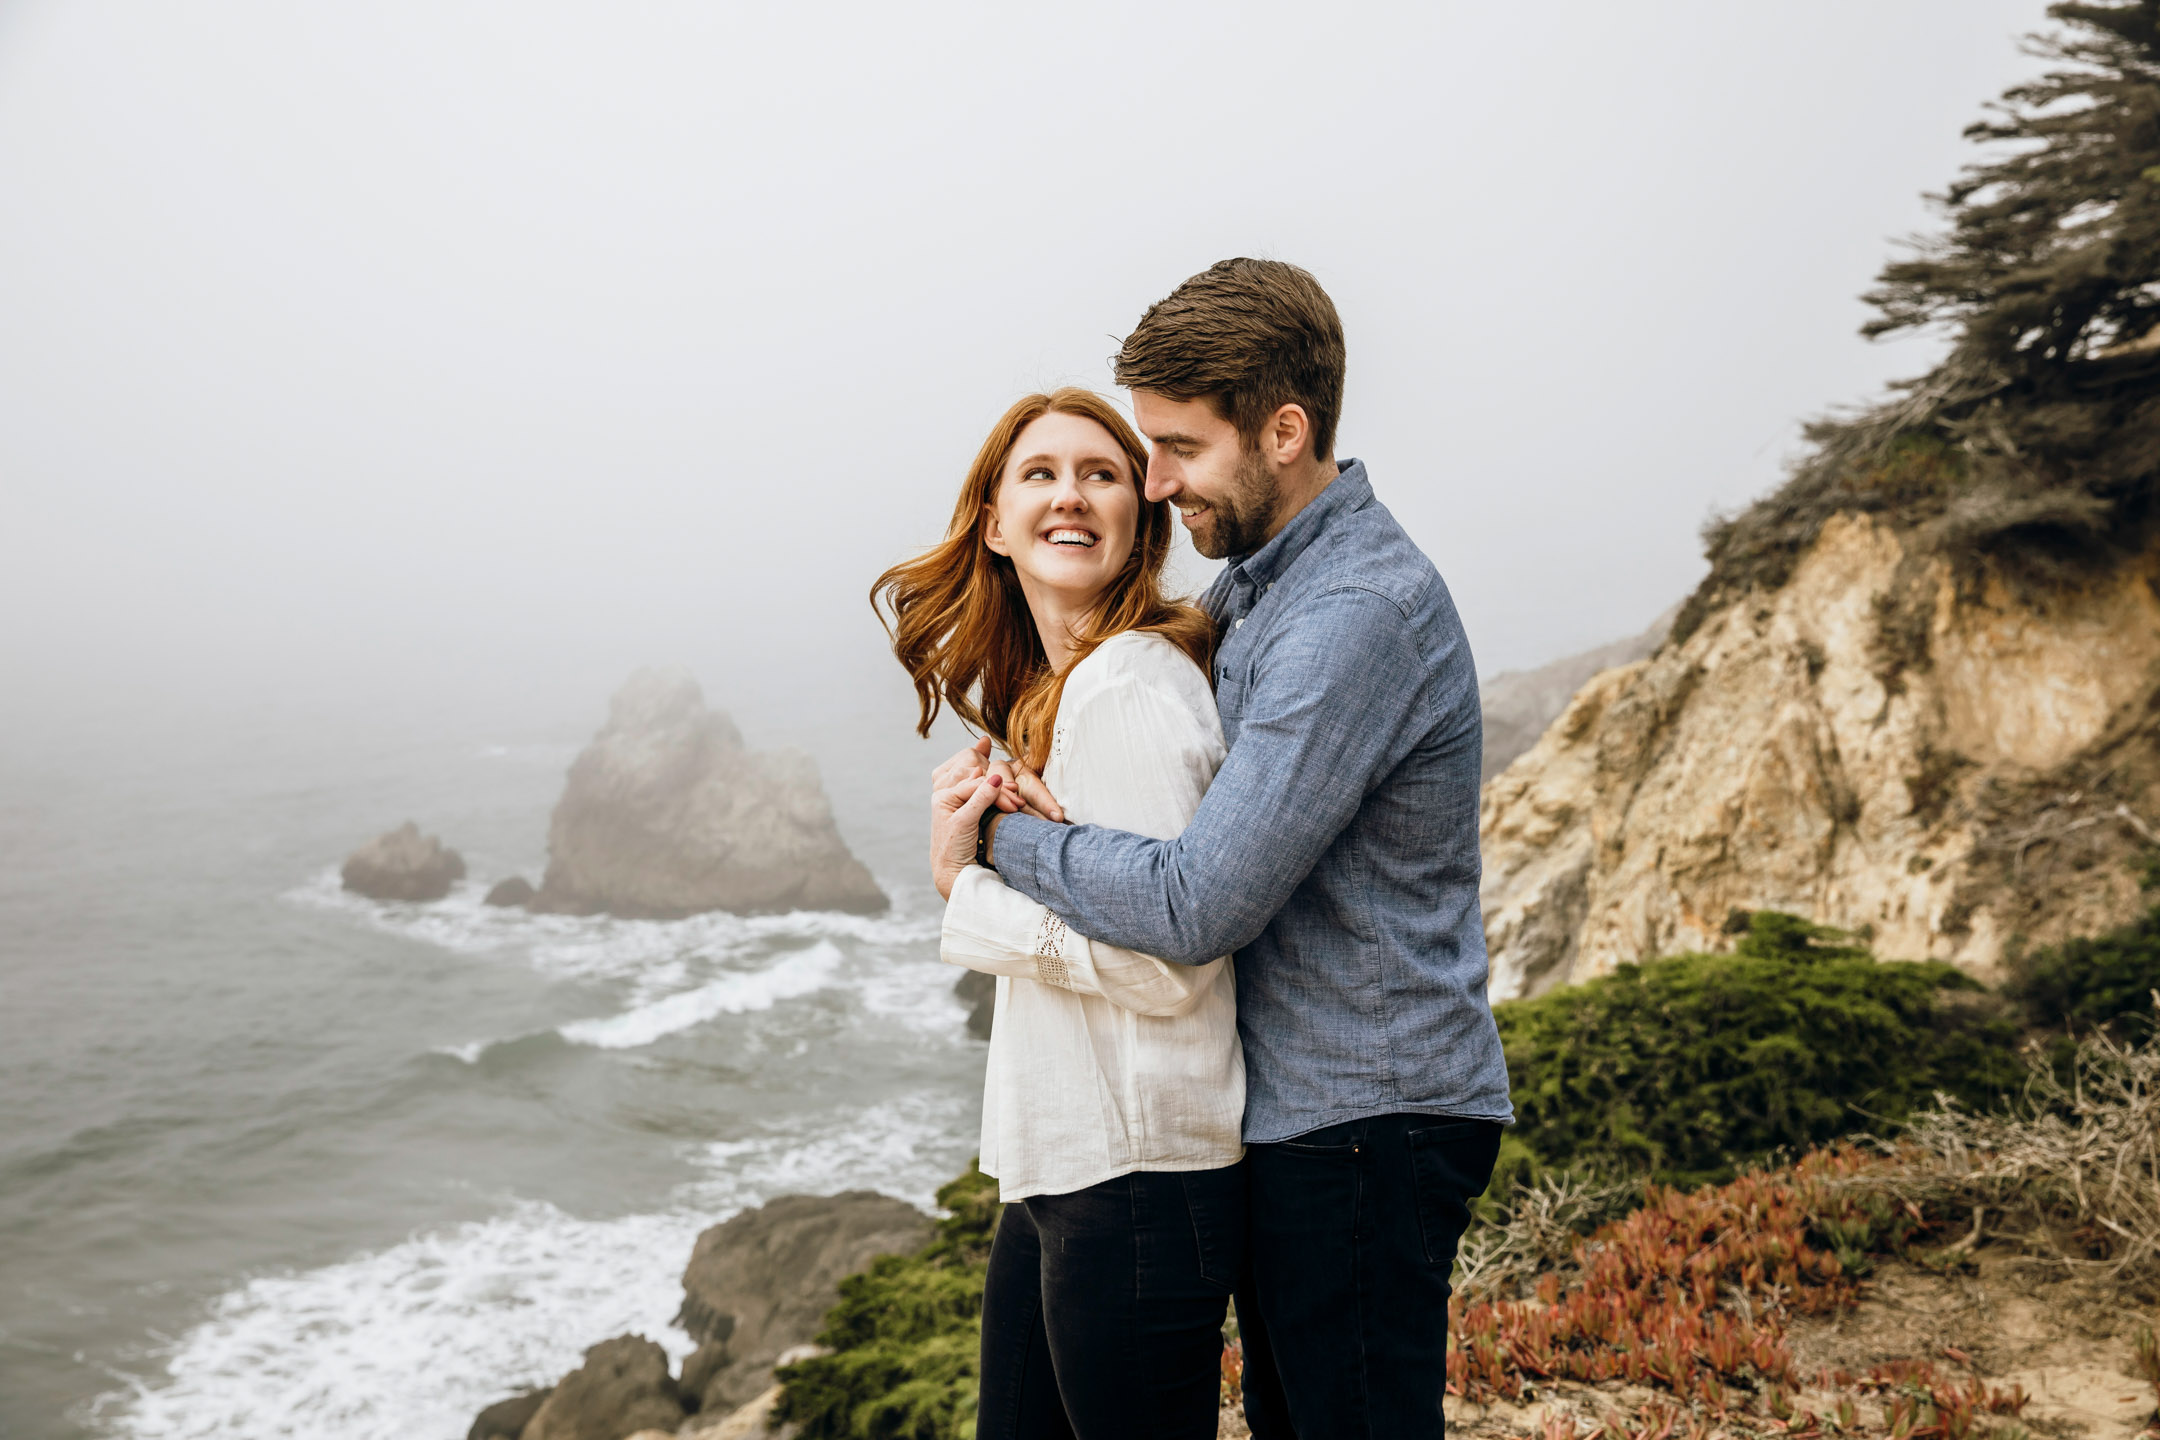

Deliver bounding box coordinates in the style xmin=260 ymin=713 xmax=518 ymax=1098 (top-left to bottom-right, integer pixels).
xmin=1024 ymin=467 xmax=1053 ymax=483
xmin=1086 ymin=468 xmax=1117 ymax=484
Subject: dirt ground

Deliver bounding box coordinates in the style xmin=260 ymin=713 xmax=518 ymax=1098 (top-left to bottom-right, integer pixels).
xmin=1218 ymin=1247 xmax=2160 ymax=1440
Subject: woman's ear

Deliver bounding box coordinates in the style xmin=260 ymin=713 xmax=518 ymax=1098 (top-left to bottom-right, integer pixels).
xmin=982 ymin=502 xmax=1011 ymax=557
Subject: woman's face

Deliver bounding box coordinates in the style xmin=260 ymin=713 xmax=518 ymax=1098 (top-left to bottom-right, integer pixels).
xmin=983 ymin=411 xmax=1141 ymax=616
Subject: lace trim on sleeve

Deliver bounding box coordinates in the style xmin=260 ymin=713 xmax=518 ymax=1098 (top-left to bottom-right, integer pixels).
xmin=1032 ymin=910 xmax=1071 ymax=989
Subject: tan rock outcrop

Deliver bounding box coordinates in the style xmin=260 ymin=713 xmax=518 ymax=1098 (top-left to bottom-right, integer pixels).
xmin=1482 ymin=514 xmax=2160 ymax=999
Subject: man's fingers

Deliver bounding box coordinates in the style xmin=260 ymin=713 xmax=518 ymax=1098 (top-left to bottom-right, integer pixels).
xmin=1012 ymin=766 xmax=1065 ymax=823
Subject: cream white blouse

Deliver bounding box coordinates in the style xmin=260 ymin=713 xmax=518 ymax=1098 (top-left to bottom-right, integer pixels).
xmin=941 ymin=629 xmax=1245 ymax=1202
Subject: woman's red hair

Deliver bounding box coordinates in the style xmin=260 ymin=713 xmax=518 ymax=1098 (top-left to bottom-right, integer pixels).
xmin=872 ymin=388 xmax=1214 ymax=769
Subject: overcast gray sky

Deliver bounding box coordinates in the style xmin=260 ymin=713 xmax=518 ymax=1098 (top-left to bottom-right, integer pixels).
xmin=0 ymin=0 xmax=2049 ymax=745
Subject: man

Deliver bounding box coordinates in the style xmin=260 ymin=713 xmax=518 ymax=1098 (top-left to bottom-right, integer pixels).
xmin=933 ymin=258 xmax=1511 ymax=1438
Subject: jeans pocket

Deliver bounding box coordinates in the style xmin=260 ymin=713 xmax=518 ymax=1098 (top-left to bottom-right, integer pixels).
xmin=1275 ymin=1118 xmax=1360 ymax=1156
xmin=1406 ymin=1121 xmax=1503 ymax=1268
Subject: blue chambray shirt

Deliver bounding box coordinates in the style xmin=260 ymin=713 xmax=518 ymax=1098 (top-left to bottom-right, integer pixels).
xmin=992 ymin=459 xmax=1514 ymax=1144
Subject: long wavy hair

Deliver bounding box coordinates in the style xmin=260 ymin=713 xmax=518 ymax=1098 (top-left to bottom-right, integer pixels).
xmin=872 ymin=388 xmax=1214 ymax=769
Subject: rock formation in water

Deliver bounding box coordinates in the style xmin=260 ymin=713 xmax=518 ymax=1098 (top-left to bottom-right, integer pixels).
xmin=484 ymin=876 xmax=536 ymax=908
xmin=953 ymin=969 xmax=994 ymax=1040
xmin=467 ymin=1387 xmax=552 ymax=1440
xmin=471 ymin=1191 xmax=931 ymax=1439
xmin=1480 ymin=606 xmax=1678 ymax=781
xmin=520 ymin=1335 xmax=685 ymax=1440
xmin=1481 ymin=516 xmax=2160 ymax=1000
xmin=339 ymin=822 xmax=466 ymax=902
xmin=675 ymin=1191 xmax=933 ymax=1414
xmin=530 ymin=669 xmax=886 ymax=919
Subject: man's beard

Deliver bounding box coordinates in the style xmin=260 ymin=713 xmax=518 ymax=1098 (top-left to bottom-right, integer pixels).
xmin=1190 ymin=446 xmax=1279 ymax=560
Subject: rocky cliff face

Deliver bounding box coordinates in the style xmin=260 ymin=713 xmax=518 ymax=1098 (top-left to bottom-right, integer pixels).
xmin=1480 ymin=607 xmax=1676 ymax=781
xmin=1482 ymin=514 xmax=2160 ymax=1000
xmin=532 ymin=670 xmax=887 ymax=919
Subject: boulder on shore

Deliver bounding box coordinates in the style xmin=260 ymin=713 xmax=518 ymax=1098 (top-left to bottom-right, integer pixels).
xmin=520 ymin=1335 xmax=684 ymax=1440
xmin=675 ymin=1191 xmax=933 ymax=1414
xmin=529 ymin=669 xmax=886 ymax=919
xmin=484 ymin=876 xmax=536 ymax=908
xmin=466 ymin=1387 xmax=550 ymax=1440
xmin=340 ymin=822 xmax=466 ymax=902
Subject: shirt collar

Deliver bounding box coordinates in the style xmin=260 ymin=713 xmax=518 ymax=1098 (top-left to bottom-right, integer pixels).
xmin=1228 ymin=458 xmax=1369 ymax=594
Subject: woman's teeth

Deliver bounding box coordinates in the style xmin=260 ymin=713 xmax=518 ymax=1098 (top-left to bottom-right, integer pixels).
xmin=1047 ymin=529 xmax=1097 ymax=547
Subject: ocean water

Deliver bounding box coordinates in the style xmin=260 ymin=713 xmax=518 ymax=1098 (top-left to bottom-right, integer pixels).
xmin=0 ymin=686 xmax=982 ymax=1440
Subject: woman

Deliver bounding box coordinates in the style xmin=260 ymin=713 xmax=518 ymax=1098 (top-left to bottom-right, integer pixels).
xmin=872 ymin=388 xmax=1243 ymax=1440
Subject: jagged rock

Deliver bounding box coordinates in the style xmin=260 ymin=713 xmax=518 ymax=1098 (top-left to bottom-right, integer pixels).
xmin=530 ymin=670 xmax=886 ymax=919
xmin=1481 ymin=514 xmax=2160 ymax=999
xmin=485 ymin=876 xmax=536 ymax=908
xmin=467 ymin=1387 xmax=550 ymax=1440
xmin=521 ymin=1335 xmax=684 ymax=1440
xmin=340 ymin=822 xmax=466 ymax=902
xmin=953 ymin=969 xmax=994 ymax=1039
xmin=676 ymin=1192 xmax=932 ymax=1413
xmin=1480 ymin=605 xmax=1677 ymax=781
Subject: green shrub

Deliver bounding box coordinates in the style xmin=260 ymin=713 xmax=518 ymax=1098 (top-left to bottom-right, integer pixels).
xmin=1495 ymin=912 xmax=2022 ymax=1187
xmin=774 ymin=1165 xmax=1000 ymax=1440
xmin=2006 ymin=906 xmax=2160 ymax=1040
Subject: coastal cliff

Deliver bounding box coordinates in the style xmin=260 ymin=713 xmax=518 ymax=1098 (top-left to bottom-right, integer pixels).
xmin=1481 ymin=516 xmax=2160 ymax=999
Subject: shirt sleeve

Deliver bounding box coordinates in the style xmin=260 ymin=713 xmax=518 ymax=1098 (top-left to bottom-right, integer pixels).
xmin=990 ymin=587 xmax=1441 ymax=966
xmin=939 ymin=657 xmax=1230 ymax=1018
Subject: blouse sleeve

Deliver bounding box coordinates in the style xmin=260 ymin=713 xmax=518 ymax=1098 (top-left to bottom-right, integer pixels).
xmin=939 ymin=653 xmax=1228 ymax=1019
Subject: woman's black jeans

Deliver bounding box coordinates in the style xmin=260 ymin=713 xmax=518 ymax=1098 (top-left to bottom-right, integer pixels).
xmin=977 ymin=1164 xmax=1246 ymax=1440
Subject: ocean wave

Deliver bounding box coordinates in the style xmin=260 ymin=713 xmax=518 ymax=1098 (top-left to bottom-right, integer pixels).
xmin=557 ymin=942 xmax=845 ymax=1050
xmin=288 ymin=869 xmax=940 ymax=992
xmin=93 ymin=1095 xmax=976 ymax=1440
xmin=95 ymin=1201 xmax=705 ymax=1440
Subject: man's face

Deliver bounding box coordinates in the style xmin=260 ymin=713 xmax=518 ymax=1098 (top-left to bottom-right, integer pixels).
xmin=1132 ymin=391 xmax=1278 ymax=561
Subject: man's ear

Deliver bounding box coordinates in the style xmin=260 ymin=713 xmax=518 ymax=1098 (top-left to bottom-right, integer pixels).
xmin=982 ymin=503 xmax=1012 ymax=557
xmin=1266 ymin=403 xmax=1314 ymax=468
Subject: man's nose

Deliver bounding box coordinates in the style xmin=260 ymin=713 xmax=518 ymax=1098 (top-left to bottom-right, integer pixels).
xmin=1144 ymin=467 xmax=1181 ymax=503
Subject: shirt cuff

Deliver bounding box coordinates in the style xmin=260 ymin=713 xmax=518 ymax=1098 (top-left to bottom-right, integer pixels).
xmin=988 ymin=812 xmax=1058 ymax=894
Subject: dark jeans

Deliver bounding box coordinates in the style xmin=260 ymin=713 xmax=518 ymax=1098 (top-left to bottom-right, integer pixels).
xmin=978 ymin=1164 xmax=1246 ymax=1440
xmin=1237 ymin=1113 xmax=1503 ymax=1440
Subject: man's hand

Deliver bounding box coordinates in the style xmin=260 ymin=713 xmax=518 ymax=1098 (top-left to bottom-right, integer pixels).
xmin=932 ymin=772 xmax=1005 ymax=901
xmin=930 ymin=737 xmax=1066 ymax=823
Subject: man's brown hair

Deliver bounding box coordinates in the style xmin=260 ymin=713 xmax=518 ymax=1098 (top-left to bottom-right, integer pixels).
xmin=1114 ymin=258 xmax=1346 ymax=461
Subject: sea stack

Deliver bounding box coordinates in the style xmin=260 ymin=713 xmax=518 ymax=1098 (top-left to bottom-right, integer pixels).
xmin=530 ymin=669 xmax=887 ymax=919
xmin=340 ymin=822 xmax=466 ymax=902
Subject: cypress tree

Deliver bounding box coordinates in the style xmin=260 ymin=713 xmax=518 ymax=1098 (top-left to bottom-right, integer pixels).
xmin=1686 ymin=1 xmax=2160 ymax=632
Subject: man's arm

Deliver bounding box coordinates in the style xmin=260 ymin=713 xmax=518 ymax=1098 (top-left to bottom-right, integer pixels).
xmin=992 ymin=588 xmax=1445 ymax=965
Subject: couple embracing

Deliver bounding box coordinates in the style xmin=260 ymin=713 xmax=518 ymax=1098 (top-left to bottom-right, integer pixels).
xmin=873 ymin=259 xmax=1513 ymax=1440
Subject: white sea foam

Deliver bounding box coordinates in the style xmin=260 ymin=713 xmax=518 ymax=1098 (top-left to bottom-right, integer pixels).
xmin=289 ymin=869 xmax=939 ymax=990
xmin=96 ymin=1202 xmax=704 ymax=1440
xmin=94 ymin=1094 xmax=976 ymax=1440
xmin=558 ymin=942 xmax=845 ymax=1050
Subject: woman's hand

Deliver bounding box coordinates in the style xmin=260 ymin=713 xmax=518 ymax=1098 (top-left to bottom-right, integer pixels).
xmin=931 ymin=772 xmax=1004 ymax=901
xmin=931 ymin=738 xmax=1065 ymax=822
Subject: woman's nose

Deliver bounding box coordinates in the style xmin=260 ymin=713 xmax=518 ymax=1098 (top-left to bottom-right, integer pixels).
xmin=1050 ymin=475 xmax=1088 ymax=510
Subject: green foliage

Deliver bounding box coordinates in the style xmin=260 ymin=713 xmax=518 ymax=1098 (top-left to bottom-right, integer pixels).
xmin=774 ymin=1165 xmax=1001 ymax=1440
xmin=2006 ymin=905 xmax=2160 ymax=1039
xmin=1495 ymin=912 xmax=2023 ymax=1187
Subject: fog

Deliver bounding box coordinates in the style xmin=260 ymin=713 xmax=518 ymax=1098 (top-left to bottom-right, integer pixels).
xmin=0 ymin=0 xmax=2046 ymax=752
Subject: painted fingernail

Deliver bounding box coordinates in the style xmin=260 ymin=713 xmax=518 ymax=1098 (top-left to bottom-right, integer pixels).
xmin=988 ymin=775 xmax=1002 ymax=787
